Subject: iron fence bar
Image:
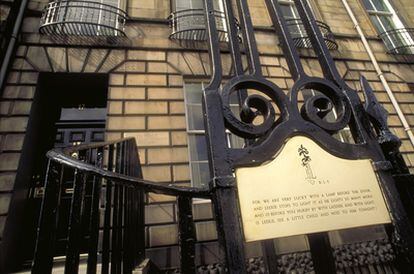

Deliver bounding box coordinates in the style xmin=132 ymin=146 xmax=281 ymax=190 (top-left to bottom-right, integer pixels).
xmin=123 ymin=141 xmax=131 ymax=273
xmin=102 ymin=144 xmax=114 ymax=274
xmin=222 ymin=0 xmax=243 ymax=77
xmin=132 ymin=142 xmax=145 ymax=264
xmin=202 ymin=0 xmax=247 ymax=272
xmin=203 ymin=0 xmax=222 ymax=91
xmin=129 ymin=140 xmax=138 ymax=267
xmin=265 ymin=0 xmax=305 ymax=81
xmin=124 ymin=185 xmax=132 ymax=273
xmin=64 ymin=167 xmax=87 ymax=274
xmin=111 ymin=143 xmax=122 ymax=274
xmin=308 ymin=232 xmax=336 ymax=274
xmin=119 ymin=141 xmax=126 ymax=273
xmin=222 ymin=0 xmax=250 ymax=109
xmin=177 ymin=196 xmax=196 ymax=273
xmin=235 ymin=0 xmax=261 ymax=76
xmin=87 ymin=147 xmax=104 ymax=274
xmin=260 ymin=240 xmax=279 ymax=274
xmin=121 ymin=141 xmax=130 ymax=273
xmin=293 ymin=0 xmax=343 ymax=86
xmin=32 ymin=160 xmax=64 ymax=274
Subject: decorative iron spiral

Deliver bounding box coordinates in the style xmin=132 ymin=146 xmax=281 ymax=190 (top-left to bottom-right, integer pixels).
xmin=290 ymin=78 xmax=351 ymax=133
xmin=220 ymin=75 xmax=290 ymax=139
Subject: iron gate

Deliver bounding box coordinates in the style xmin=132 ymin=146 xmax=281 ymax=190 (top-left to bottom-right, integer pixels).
xmin=200 ymin=0 xmax=414 ymax=273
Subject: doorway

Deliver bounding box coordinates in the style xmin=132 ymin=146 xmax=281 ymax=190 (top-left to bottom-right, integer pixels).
xmin=2 ymin=72 xmax=109 ymax=270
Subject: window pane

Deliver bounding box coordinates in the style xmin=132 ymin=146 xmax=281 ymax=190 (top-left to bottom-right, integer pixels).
xmin=229 ymin=92 xmax=241 ymax=104
xmin=187 ymin=104 xmax=204 ymax=130
xmin=372 ymin=0 xmax=389 ymax=12
xmin=230 ymin=105 xmax=241 ymax=119
xmin=175 ymin=0 xmax=203 ymax=10
xmin=188 ymin=134 xmax=209 ymax=161
xmin=379 ymin=15 xmax=397 ymax=31
xmin=228 ymin=133 xmax=245 ymax=149
xmin=280 ymin=5 xmax=296 ymax=19
xmin=184 ymin=83 xmax=203 ymax=104
xmin=361 ymin=0 xmax=374 ymax=10
xmin=191 ymin=162 xmax=211 ymax=188
xmin=370 ymin=15 xmax=386 ymax=33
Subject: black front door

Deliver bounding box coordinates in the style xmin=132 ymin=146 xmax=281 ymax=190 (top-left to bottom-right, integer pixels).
xmin=28 ymin=107 xmax=107 ymax=258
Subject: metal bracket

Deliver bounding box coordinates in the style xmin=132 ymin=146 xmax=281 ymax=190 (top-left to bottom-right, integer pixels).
xmin=373 ymin=161 xmax=393 ymax=172
xmin=212 ymin=175 xmax=236 ymax=188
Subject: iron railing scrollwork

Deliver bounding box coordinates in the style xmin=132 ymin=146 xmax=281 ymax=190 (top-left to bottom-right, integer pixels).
xmin=378 ymin=28 xmax=414 ymax=55
xmin=201 ymin=0 xmax=414 ymax=273
xmin=39 ymin=0 xmax=127 ymax=38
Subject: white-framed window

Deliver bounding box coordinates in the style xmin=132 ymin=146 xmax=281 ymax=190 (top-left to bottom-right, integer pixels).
xmin=184 ymin=82 xmax=244 ymax=188
xmin=362 ymin=0 xmax=414 ymax=54
xmin=173 ymin=0 xmax=224 ymax=11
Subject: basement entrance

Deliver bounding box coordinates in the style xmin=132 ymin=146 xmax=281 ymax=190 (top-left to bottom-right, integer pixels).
xmin=19 ymin=73 xmax=108 ymax=265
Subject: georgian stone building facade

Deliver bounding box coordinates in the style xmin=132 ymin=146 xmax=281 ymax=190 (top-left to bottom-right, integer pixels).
xmin=1 ymin=0 xmax=414 ymax=272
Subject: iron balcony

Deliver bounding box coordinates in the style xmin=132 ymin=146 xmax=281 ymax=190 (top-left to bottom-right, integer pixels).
xmin=39 ymin=0 xmax=127 ymax=37
xmin=169 ymin=9 xmax=229 ymax=47
xmin=379 ymin=28 xmax=414 ymax=55
xmin=286 ymin=18 xmax=338 ymax=50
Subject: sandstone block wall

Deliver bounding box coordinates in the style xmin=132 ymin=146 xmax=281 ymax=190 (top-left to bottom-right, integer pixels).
xmin=0 ymin=0 xmax=414 ymax=270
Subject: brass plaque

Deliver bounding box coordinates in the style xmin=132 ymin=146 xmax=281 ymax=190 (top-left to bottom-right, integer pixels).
xmin=236 ymin=136 xmax=391 ymax=242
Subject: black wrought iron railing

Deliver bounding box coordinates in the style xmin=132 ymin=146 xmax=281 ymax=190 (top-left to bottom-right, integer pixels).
xmin=39 ymin=0 xmax=127 ymax=37
xmin=285 ymin=18 xmax=338 ymax=50
xmin=379 ymin=28 xmax=414 ymax=55
xmin=32 ymin=137 xmax=208 ymax=273
xmin=169 ymin=9 xmax=228 ymax=46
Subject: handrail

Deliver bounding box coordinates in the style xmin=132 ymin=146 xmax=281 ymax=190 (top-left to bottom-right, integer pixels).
xmin=47 ymin=148 xmax=211 ymax=198
xmin=45 ymin=137 xmax=210 ymax=198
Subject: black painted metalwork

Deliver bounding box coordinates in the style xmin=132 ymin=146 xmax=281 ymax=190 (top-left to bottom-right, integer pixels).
xmin=32 ymin=137 xmax=207 ymax=273
xmin=39 ymin=0 xmax=127 ymax=39
xmin=200 ymin=0 xmax=414 ymax=272
xmin=378 ymin=28 xmax=414 ymax=55
xmin=169 ymin=9 xmax=228 ymax=42
xmin=177 ymin=196 xmax=196 ymax=273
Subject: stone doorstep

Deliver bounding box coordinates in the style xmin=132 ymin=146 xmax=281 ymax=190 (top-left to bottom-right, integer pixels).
xmin=15 ymin=255 xmax=156 ymax=274
xmin=133 ymin=258 xmax=161 ymax=274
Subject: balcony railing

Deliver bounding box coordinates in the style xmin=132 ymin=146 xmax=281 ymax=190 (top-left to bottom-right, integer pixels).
xmin=379 ymin=28 xmax=414 ymax=55
xmin=169 ymin=9 xmax=228 ymax=47
xmin=39 ymin=0 xmax=127 ymax=37
xmin=286 ymin=19 xmax=338 ymax=50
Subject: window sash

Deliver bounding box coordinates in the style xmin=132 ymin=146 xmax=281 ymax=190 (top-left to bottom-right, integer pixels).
xmin=184 ymin=83 xmax=244 ymax=187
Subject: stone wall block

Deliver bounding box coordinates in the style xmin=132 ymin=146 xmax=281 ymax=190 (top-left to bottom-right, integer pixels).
xmin=124 ymin=131 xmax=170 ymax=147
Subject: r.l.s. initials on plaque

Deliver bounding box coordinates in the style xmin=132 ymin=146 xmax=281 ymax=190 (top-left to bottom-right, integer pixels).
xmin=236 ymin=135 xmax=391 ymax=242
